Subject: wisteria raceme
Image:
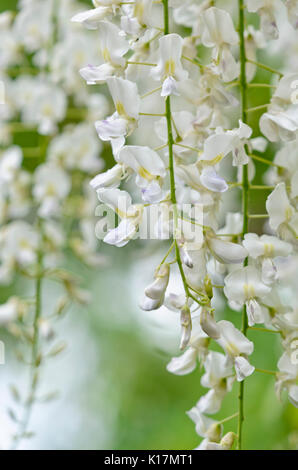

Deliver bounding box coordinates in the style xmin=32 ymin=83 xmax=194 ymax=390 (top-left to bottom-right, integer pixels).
xmin=0 ymin=0 xmax=108 ymax=449
xmin=72 ymin=0 xmax=298 ymax=450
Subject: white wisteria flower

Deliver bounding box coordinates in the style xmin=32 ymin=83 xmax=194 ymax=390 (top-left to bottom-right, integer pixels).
xmin=141 ymin=263 xmax=170 ymax=311
xmin=71 ymin=7 xmax=111 ymax=29
xmin=202 ymin=120 xmax=252 ymax=167
xmin=0 ymin=221 xmax=39 ymax=275
xmin=90 ymin=164 xmax=125 ymax=192
xmin=216 ymin=320 xmax=255 ymax=381
xmin=266 ymin=182 xmax=296 ymax=235
xmin=201 ymin=7 xmax=239 ymax=82
xmin=151 ymin=33 xmax=188 ymax=97
xmin=187 ymin=406 xmax=222 ymax=440
xmin=97 ymin=188 xmax=143 ymax=247
xmin=198 ymin=351 xmax=234 ymax=414
xmin=0 ymin=146 xmax=23 ymax=183
xmin=224 ymin=266 xmax=271 ymax=325
xmin=243 ymin=233 xmax=292 ymax=284
xmin=205 ymin=229 xmax=248 ymax=264
xmin=0 ymin=297 xmax=21 ymax=326
xmin=71 ymin=0 xmax=298 ymax=449
xmin=120 ymin=0 xmax=154 ymax=35
xmin=118 ymin=145 xmax=166 ymax=203
xmin=286 ymin=0 xmax=298 ymax=29
xmin=80 ymin=21 xmax=129 ymax=84
xmin=33 ymin=164 xmax=71 ymax=218
xmin=246 ymin=0 xmax=280 ymax=40
xmin=95 ymin=77 xmax=140 ymax=148
xmin=276 ymin=351 xmax=298 ymax=407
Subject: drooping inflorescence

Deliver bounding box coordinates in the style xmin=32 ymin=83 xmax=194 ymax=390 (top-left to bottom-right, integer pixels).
xmin=0 ymin=0 xmax=108 ymax=448
xmin=74 ymin=0 xmax=298 ymax=450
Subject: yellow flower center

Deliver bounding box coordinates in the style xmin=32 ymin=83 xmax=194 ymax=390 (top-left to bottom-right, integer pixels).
xmin=102 ymin=48 xmax=111 ymax=63
xmin=46 ymin=183 xmax=56 ymax=197
xmin=165 ymin=59 xmax=175 ymax=77
xmin=42 ymin=104 xmax=53 ymax=117
xmin=202 ymin=153 xmax=224 ymax=166
xmin=285 ymin=205 xmax=293 ymax=222
xmin=19 ymin=239 xmax=31 ymax=250
xmin=134 ymin=3 xmax=144 ymax=23
xmin=116 ymin=101 xmax=126 ymax=117
xmin=264 ymin=243 xmax=274 ymax=257
xmin=138 ymin=167 xmax=154 ymax=181
xmin=226 ymin=342 xmax=240 ymax=357
xmin=244 ymin=283 xmax=255 ymax=299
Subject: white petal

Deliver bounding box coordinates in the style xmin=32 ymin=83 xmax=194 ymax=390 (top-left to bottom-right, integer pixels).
xmin=103 ymin=219 xmax=136 ymax=247
xmin=166 ymin=347 xmax=198 ymax=375
xmin=207 ymin=233 xmax=248 ymax=264
xmin=161 ymin=76 xmax=179 ymax=97
xmin=201 ymin=7 xmax=238 ymax=47
xmin=266 ymin=182 xmax=294 ymax=231
xmin=107 ymin=77 xmax=140 ymax=120
xmin=71 ymin=7 xmax=110 ymax=29
xmin=234 ymin=356 xmax=255 ymax=382
xmin=217 ymin=320 xmax=254 ymax=357
xmin=200 ymin=309 xmax=221 ymax=339
xmin=95 ymin=117 xmax=127 ymax=141
xmin=97 ymin=187 xmax=132 ymax=215
xmin=80 ymin=64 xmax=115 ymax=85
xmin=261 ymin=258 xmax=277 ymax=285
xmin=90 ymin=164 xmax=123 ymax=191
xmin=288 ymin=385 xmax=298 ymax=407
xmin=200 ymin=167 xmax=228 ymax=193
xmin=197 ymin=390 xmax=223 ymax=415
xmin=144 ymin=265 xmax=169 ymax=300
xmin=245 ymin=299 xmax=265 ymax=326
xmin=140 ymin=295 xmax=162 ymax=311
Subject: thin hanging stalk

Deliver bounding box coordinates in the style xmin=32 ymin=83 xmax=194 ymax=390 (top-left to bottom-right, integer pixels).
xmin=162 ymin=0 xmax=191 ymax=302
xmin=12 ymin=243 xmax=43 ymax=450
xmin=238 ymin=0 xmax=249 ymax=451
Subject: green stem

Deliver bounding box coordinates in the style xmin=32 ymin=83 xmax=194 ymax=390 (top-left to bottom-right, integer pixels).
xmin=141 ymin=86 xmax=162 ymax=99
xmin=174 ymin=142 xmax=201 ymax=153
xmin=248 ymin=214 xmax=269 ymax=219
xmin=238 ymin=0 xmax=249 ymax=451
xmin=246 ymin=103 xmax=269 ymax=113
xmin=127 ymin=61 xmax=157 ymax=66
xmin=139 ymin=112 xmax=165 ymax=117
xmin=217 ymin=412 xmax=239 ymax=426
xmin=255 ymin=368 xmax=277 ymax=376
xmin=182 ymin=55 xmax=205 ymax=70
xmin=246 ymin=59 xmax=283 ymax=77
xmin=248 ymin=326 xmax=281 ymax=334
xmin=247 ymin=83 xmax=276 ymax=89
xmin=249 ymin=154 xmax=281 ymax=168
xmin=12 ymin=233 xmax=43 ymax=449
xmin=162 ymin=0 xmax=191 ymax=303
xmin=249 ymin=185 xmax=276 ymax=190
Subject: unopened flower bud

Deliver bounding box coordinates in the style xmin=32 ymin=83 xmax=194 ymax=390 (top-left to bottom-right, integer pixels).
xmin=220 ymin=432 xmax=237 ymax=450
xmin=39 ymin=319 xmax=55 ymax=340
xmin=206 ymin=422 xmax=222 ymax=442
xmin=144 ymin=264 xmax=170 ymax=300
xmin=179 ymin=244 xmax=193 ymax=268
xmin=204 ymin=275 xmax=213 ymax=299
xmin=180 ymin=305 xmax=192 ymax=350
xmin=200 ymin=308 xmax=220 ymax=339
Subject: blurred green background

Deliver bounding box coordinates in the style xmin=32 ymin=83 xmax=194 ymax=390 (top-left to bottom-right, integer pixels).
xmin=0 ymin=0 xmax=297 ymax=451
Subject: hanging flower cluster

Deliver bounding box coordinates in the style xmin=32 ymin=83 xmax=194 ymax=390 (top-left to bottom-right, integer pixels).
xmin=75 ymin=0 xmax=298 ymax=450
xmin=0 ymin=0 xmax=109 ymax=448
